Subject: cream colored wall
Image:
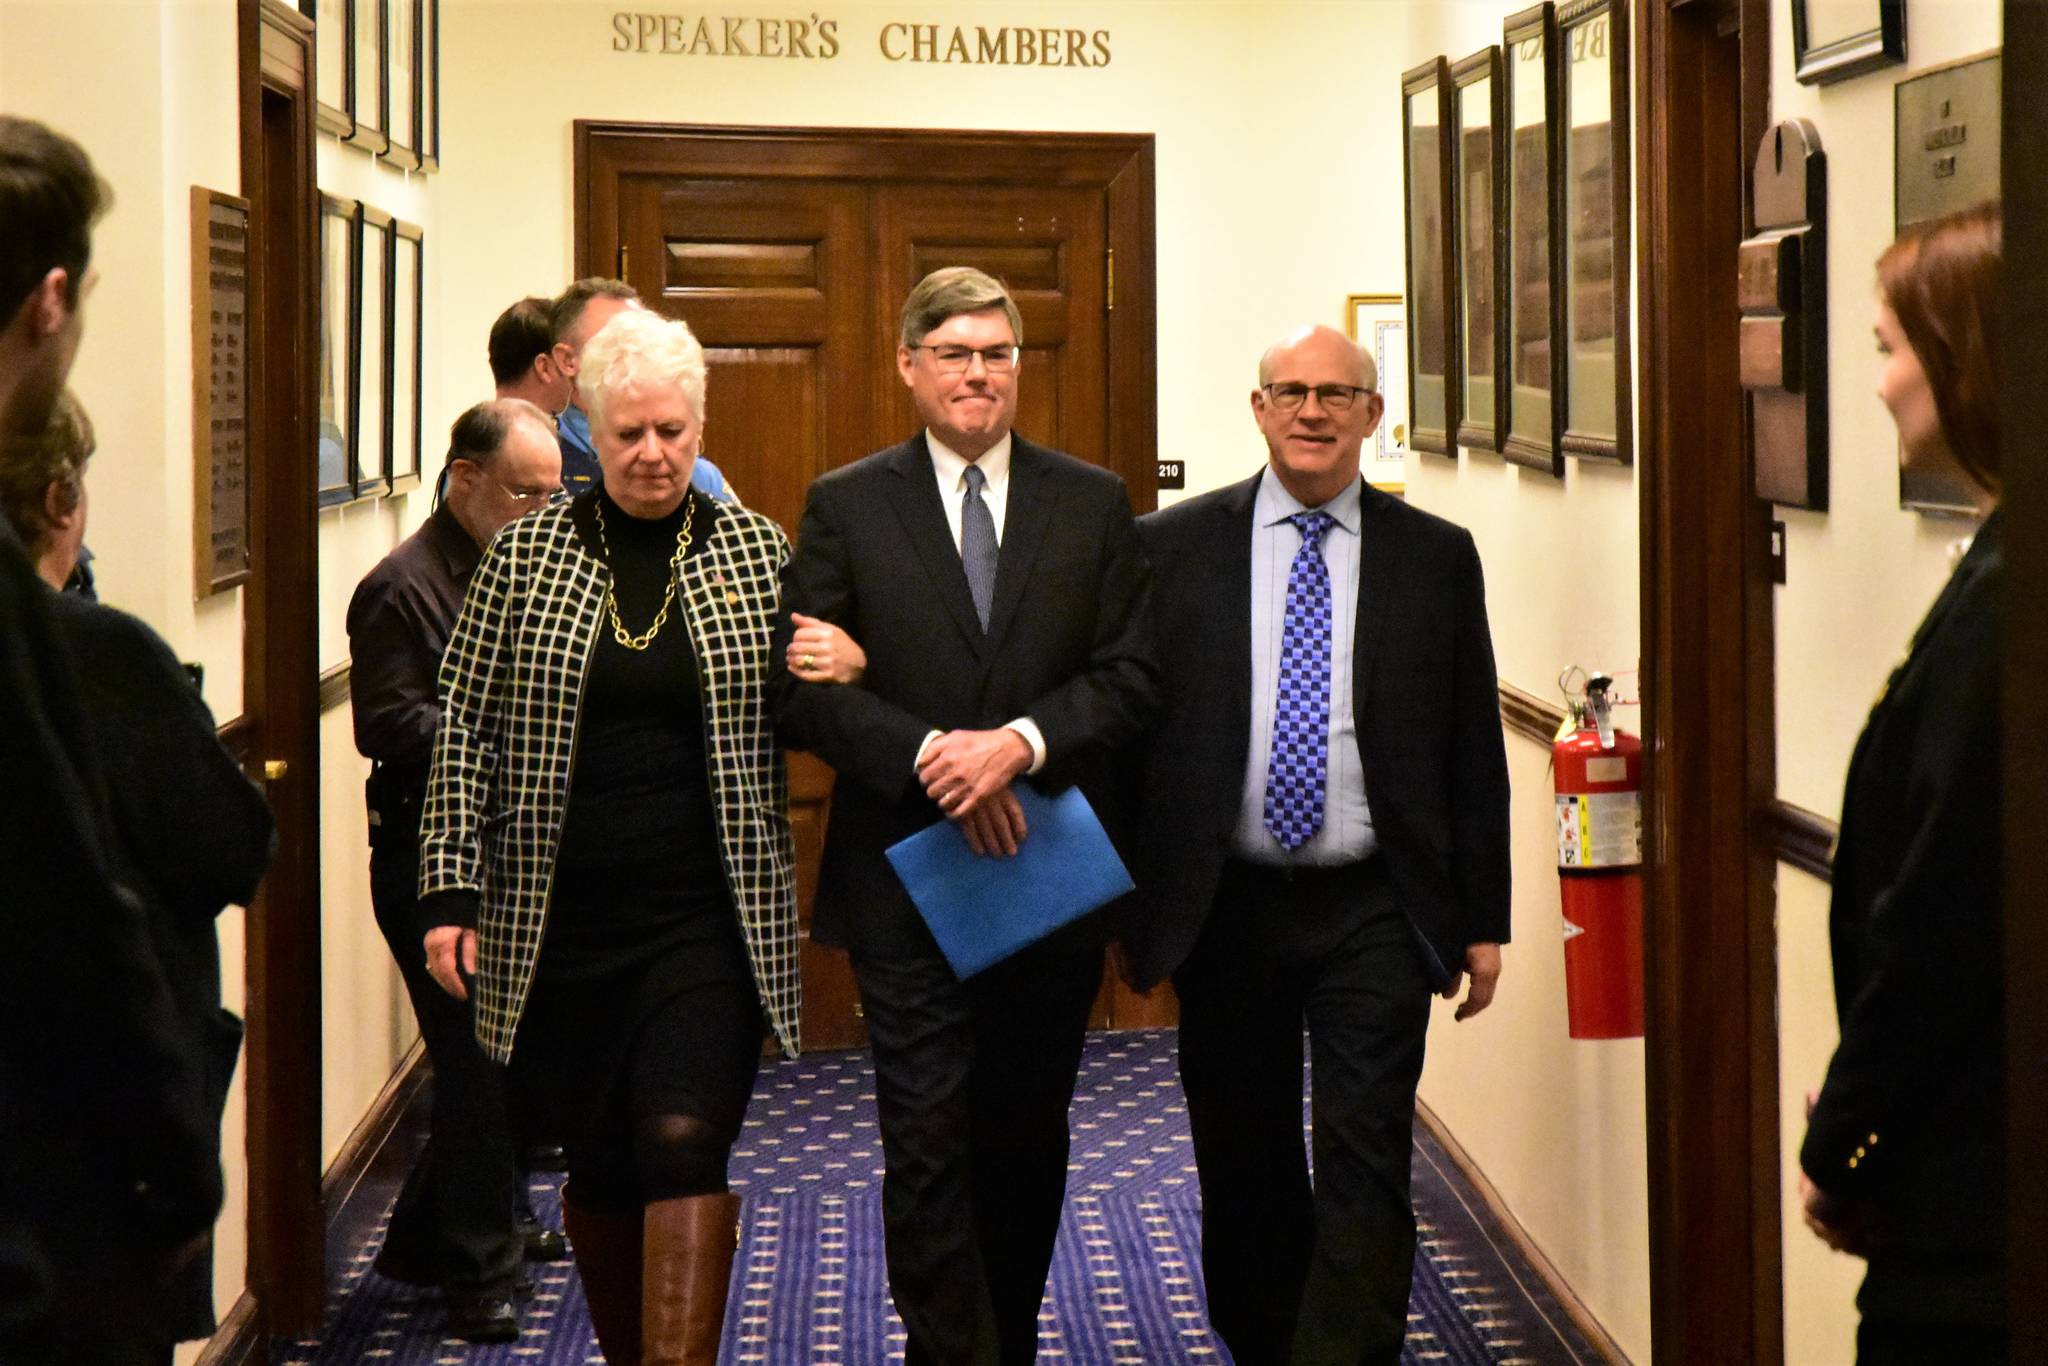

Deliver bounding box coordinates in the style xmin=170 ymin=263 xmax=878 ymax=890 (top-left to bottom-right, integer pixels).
xmin=433 ymin=0 xmax=1420 ymax=501
xmin=1395 ymin=2 xmax=1650 ymax=1360
xmin=1767 ymin=4 xmax=2002 ymax=1360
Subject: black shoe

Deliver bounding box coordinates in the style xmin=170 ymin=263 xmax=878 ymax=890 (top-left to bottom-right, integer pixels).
xmin=372 ymin=1236 xmax=437 ymax=1287
xmin=445 ymin=1286 xmax=520 ymax=1344
xmin=522 ymin=1223 xmax=568 ymax=1262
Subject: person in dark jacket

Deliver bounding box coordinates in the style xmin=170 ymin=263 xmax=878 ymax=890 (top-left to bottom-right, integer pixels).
xmin=346 ymin=397 xmax=568 ymax=1342
xmin=1799 ymin=200 xmax=2007 ymax=1365
xmin=2 ymin=388 xmax=274 ymax=1362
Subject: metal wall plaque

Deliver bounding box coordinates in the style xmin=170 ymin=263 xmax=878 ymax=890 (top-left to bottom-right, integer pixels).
xmin=1895 ymin=50 xmax=1999 ymax=232
xmin=191 ymin=186 xmax=252 ymax=597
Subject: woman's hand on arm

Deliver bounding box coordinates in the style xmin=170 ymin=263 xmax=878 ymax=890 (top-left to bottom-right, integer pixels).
xmin=424 ymin=925 xmax=477 ymax=1001
xmin=786 ymin=611 xmax=868 ymax=685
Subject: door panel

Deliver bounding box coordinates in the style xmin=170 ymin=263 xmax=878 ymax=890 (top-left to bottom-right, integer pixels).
xmin=582 ymin=124 xmax=1166 ymax=1045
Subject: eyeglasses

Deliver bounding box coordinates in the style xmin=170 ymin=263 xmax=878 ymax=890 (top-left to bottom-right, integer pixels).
xmin=1262 ymin=382 xmax=1373 ymax=413
xmin=495 ymin=478 xmax=562 ymax=507
xmin=911 ymin=343 xmax=1020 ymax=375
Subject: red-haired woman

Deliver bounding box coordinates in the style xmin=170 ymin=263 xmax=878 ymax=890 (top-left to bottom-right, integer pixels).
xmin=1799 ymin=200 xmax=2005 ymax=1364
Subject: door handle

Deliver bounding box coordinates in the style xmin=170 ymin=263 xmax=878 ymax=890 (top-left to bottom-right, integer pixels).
xmin=263 ymin=758 xmax=289 ymax=782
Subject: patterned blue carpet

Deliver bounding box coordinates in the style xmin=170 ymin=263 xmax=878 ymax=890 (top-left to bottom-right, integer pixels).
xmin=274 ymin=1031 xmax=1601 ymax=1364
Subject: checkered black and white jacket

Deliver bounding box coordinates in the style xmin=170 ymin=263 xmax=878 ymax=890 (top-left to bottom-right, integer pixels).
xmin=417 ymin=493 xmax=800 ymax=1062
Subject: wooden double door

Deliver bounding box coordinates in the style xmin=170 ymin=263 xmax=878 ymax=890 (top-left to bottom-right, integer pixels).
xmin=575 ymin=123 xmax=1164 ymax=1047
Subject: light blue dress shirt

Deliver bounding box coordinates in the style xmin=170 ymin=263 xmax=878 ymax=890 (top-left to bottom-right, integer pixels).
xmin=1232 ymin=469 xmax=1377 ymax=866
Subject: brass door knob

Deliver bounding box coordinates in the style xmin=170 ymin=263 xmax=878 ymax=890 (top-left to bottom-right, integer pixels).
xmin=263 ymin=759 xmax=289 ymax=782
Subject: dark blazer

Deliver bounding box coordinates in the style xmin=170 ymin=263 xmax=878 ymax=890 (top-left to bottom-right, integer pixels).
xmin=1123 ymin=471 xmax=1511 ymax=991
xmin=772 ymin=433 xmax=1156 ymax=952
xmin=49 ymin=593 xmax=275 ymax=1343
xmin=1801 ymin=510 xmax=2003 ymax=1326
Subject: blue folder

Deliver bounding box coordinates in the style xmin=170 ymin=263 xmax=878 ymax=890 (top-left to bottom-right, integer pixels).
xmin=884 ymin=784 xmax=1134 ymax=979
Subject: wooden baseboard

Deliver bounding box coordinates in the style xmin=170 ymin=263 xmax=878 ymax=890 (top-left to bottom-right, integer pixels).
xmin=188 ymin=1288 xmax=260 ymax=1366
xmin=1413 ymin=1097 xmax=1634 ymax=1366
xmin=1767 ymin=798 xmax=1837 ymax=882
xmin=322 ymin=1037 xmax=427 ymax=1218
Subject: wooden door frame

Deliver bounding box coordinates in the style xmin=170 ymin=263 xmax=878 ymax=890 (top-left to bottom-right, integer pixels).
xmin=2003 ymin=0 xmax=2047 ymax=1346
xmin=237 ymin=0 xmax=326 ymax=1335
xmin=1637 ymin=0 xmax=1782 ymax=1361
xmin=572 ymin=122 xmax=1158 ymax=511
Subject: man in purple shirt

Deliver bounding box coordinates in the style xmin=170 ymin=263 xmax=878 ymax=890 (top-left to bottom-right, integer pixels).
xmin=346 ymin=398 xmax=564 ymax=1342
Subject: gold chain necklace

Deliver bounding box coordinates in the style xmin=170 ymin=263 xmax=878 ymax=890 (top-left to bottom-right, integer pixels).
xmin=594 ymin=494 xmax=695 ymax=651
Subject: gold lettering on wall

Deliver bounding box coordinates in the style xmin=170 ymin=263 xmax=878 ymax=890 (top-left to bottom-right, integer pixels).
xmin=610 ymin=11 xmax=841 ymax=58
xmin=876 ymin=23 xmax=1112 ymax=67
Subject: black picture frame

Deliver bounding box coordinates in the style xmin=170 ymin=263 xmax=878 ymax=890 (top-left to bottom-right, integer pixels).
xmin=389 ymin=220 xmax=425 ymax=492
xmin=355 ymin=206 xmax=394 ymax=500
xmin=1452 ymin=46 xmax=1507 ymax=455
xmin=382 ymin=0 xmax=421 ymax=171
xmin=1792 ymin=0 xmax=1905 ymax=86
xmin=1401 ymin=56 xmax=1460 ymax=459
xmin=419 ymin=0 xmax=441 ymax=170
xmin=1558 ymin=0 xmax=1632 ymax=465
xmin=1502 ymin=2 xmax=1565 ymax=476
xmin=312 ymin=0 xmax=352 ymax=138
xmin=345 ymin=0 xmax=389 ymax=157
xmin=317 ymin=194 xmax=357 ymax=508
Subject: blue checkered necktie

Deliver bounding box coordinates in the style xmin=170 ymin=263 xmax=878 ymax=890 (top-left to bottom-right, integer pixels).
xmin=1263 ymin=510 xmax=1336 ymax=850
xmin=960 ymin=462 xmax=998 ymax=632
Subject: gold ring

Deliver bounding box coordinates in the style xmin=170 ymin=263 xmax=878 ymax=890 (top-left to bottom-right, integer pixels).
xmin=801 ymin=653 xmax=816 ymax=669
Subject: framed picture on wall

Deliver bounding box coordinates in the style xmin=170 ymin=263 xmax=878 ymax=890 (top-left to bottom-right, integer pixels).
xmin=383 ymin=0 xmax=420 ymax=170
xmin=356 ymin=206 xmax=394 ymax=500
xmin=1346 ymin=293 xmax=1408 ymax=493
xmin=1502 ymin=2 xmax=1564 ymax=476
xmin=1401 ymin=56 xmax=1459 ymax=459
xmin=1792 ymin=0 xmax=1905 ymax=86
xmin=1558 ymin=0 xmax=1632 ymax=464
xmin=390 ymin=220 xmax=425 ymax=491
xmin=346 ymin=0 xmax=390 ymax=156
xmin=1451 ymin=45 xmax=1507 ymax=455
xmin=419 ymin=0 xmax=441 ymax=169
xmin=317 ymin=195 xmax=357 ymax=507
xmin=313 ymin=0 xmax=352 ymax=138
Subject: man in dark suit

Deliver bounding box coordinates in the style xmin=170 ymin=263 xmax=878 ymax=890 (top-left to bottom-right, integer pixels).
xmin=774 ymin=266 xmax=1154 ymax=1366
xmin=1125 ymin=324 xmax=1511 ymax=1365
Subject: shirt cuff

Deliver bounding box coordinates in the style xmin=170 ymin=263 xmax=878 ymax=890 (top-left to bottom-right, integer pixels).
xmin=419 ymin=888 xmax=480 ymax=935
xmin=1005 ymin=718 xmax=1047 ymax=775
xmin=912 ymin=729 xmax=942 ymax=774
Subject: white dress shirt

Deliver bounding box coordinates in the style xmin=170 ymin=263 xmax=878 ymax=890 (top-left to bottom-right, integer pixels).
xmin=913 ymin=430 xmax=1046 ymax=775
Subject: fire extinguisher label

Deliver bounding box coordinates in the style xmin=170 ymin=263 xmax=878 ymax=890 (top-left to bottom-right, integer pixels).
xmin=1556 ymin=791 xmax=1642 ymax=868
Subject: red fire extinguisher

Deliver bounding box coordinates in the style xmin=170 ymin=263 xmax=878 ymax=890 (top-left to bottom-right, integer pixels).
xmin=1553 ymin=672 xmax=1645 ymax=1039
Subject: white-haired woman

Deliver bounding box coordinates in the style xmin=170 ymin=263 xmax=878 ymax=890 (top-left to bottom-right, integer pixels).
xmin=417 ymin=308 xmax=855 ymax=1364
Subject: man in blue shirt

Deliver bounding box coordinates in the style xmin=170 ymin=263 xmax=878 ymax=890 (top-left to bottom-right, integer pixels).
xmin=549 ymin=278 xmax=731 ymax=502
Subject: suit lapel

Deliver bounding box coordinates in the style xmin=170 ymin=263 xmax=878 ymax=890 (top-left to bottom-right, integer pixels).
xmin=885 ymin=435 xmax=991 ymax=661
xmin=1214 ymin=473 xmax=1261 ymax=778
xmin=981 ymin=437 xmax=1054 ymax=654
xmin=1351 ymin=483 xmax=1403 ymax=720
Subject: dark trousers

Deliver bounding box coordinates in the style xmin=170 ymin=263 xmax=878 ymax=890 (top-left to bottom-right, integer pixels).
xmin=1175 ymin=858 xmax=1432 ymax=1366
xmin=369 ymin=840 xmax=523 ymax=1292
xmin=1858 ymin=1318 xmax=2006 ymax=1364
xmin=852 ymin=917 xmax=1103 ymax=1366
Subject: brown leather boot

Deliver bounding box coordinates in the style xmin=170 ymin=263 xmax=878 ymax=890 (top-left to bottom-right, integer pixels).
xmin=562 ymin=1183 xmax=645 ymax=1366
xmin=640 ymin=1191 xmax=741 ymax=1365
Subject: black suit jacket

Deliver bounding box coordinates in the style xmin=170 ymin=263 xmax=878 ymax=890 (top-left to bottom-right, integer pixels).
xmin=1800 ymin=510 xmax=2002 ymax=1323
xmin=773 ymin=433 xmax=1156 ymax=952
xmin=1122 ymin=471 xmax=1510 ymax=990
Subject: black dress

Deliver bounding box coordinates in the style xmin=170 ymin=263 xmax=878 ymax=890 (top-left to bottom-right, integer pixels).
xmin=1801 ymin=509 xmax=2004 ymax=1354
xmin=510 ymin=488 xmax=763 ymax=1207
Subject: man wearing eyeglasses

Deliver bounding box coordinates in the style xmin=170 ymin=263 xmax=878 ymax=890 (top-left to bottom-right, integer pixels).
xmin=773 ymin=266 xmax=1155 ymax=1366
xmin=344 ymin=398 xmax=568 ymax=1342
xmin=1123 ymin=325 xmax=1510 ymax=1365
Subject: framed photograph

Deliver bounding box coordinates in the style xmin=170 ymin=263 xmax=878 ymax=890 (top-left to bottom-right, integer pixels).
xmin=1451 ymin=46 xmax=1507 ymax=455
xmin=1502 ymin=3 xmax=1564 ymax=476
xmin=1792 ymin=0 xmax=1905 ymax=86
xmin=1558 ymin=0 xmax=1632 ymax=464
xmin=313 ymin=0 xmax=352 ymax=138
xmin=1401 ymin=56 xmax=1459 ymax=459
xmin=419 ymin=0 xmax=441 ymax=170
xmin=383 ymin=0 xmax=420 ymax=170
xmin=1345 ymin=293 xmax=1409 ymax=493
xmin=355 ymin=206 xmax=393 ymax=500
xmin=317 ymin=195 xmax=357 ymax=507
xmin=390 ymin=220 xmax=425 ymax=491
xmin=346 ymin=0 xmax=389 ymax=156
